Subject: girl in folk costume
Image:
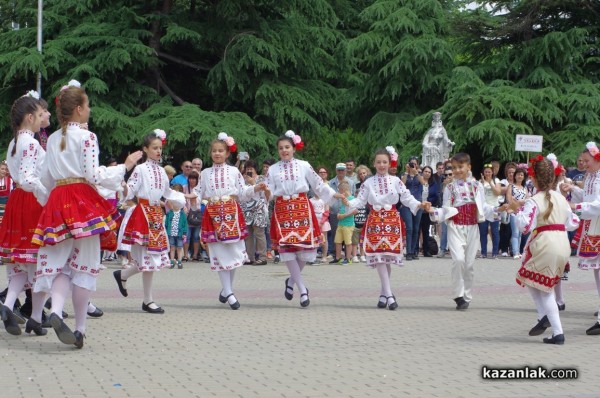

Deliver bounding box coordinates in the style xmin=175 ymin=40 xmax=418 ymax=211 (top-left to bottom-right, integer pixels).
xmin=0 ymin=93 xmax=48 ymax=336
xmin=509 ymin=157 xmax=579 ymax=344
xmin=564 ymin=142 xmax=600 ymax=335
xmin=113 ymin=130 xmax=185 ymax=314
xmin=32 ymin=80 xmax=142 ymax=348
xmin=199 ymin=133 xmax=267 ymax=310
xmin=347 ymin=147 xmax=430 ymax=310
xmin=266 ymin=131 xmax=344 ymax=307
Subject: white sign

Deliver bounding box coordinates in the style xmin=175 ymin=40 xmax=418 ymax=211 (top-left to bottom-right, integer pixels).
xmin=515 ymin=134 xmax=543 ymax=152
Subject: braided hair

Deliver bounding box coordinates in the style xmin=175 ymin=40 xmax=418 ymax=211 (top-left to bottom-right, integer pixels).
xmin=10 ymin=96 xmax=41 ymax=157
xmin=55 ymin=86 xmax=86 ymax=151
xmin=532 ymin=159 xmax=555 ymax=222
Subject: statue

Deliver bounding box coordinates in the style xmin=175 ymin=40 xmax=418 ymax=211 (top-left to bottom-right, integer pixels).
xmin=421 ymin=112 xmax=454 ymax=169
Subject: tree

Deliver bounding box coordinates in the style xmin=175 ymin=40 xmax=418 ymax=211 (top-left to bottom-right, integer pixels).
xmin=444 ymin=0 xmax=600 ymax=163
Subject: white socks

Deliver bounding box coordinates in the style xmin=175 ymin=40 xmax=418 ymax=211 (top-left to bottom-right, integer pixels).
xmin=142 ymin=272 xmax=154 ymax=304
xmin=4 ymin=272 xmax=27 ymax=310
xmin=376 ymin=264 xmax=392 ymax=298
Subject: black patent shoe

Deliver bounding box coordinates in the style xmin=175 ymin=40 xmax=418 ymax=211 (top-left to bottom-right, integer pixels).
xmin=586 ymin=322 xmax=600 ymax=335
xmin=300 ymin=290 xmax=310 ymax=308
xmin=219 ymin=291 xmax=228 ymax=303
xmin=377 ymin=295 xmax=387 ymax=309
xmin=142 ymin=302 xmax=165 ymax=314
xmin=226 ymin=294 xmax=240 ymax=310
xmin=284 ymin=278 xmax=293 ymax=301
xmin=529 ymin=315 xmax=551 ymax=336
xmin=453 ymin=297 xmax=469 ymax=310
xmin=49 ymin=312 xmax=76 ymax=345
xmin=25 ymin=318 xmax=47 ymax=336
xmin=113 ymin=270 xmax=128 ymax=297
xmin=73 ymin=330 xmax=85 ymax=349
xmin=557 ymin=303 xmax=566 ymax=311
xmin=87 ymin=307 xmax=104 ymax=318
xmin=543 ymin=334 xmax=565 ymax=345
xmin=1 ymin=302 xmax=22 ymax=335
xmin=387 ymin=295 xmax=398 ymax=311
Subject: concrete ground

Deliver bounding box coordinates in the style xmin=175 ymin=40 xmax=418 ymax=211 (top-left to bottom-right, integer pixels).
xmin=1 ymin=254 xmax=599 ymax=397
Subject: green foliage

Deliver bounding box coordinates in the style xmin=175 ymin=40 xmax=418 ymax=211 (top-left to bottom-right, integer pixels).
xmin=0 ymin=0 xmax=598 ymax=169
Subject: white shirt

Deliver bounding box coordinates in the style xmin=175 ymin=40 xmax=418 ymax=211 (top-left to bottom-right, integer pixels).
xmin=348 ymin=173 xmax=421 ymax=214
xmin=126 ymin=159 xmax=185 ymax=207
xmin=197 ymin=163 xmax=255 ymax=201
xmin=266 ymin=158 xmax=336 ymax=204
xmin=6 ymin=130 xmax=48 ymax=205
xmin=571 ymin=170 xmax=600 ymax=219
xmin=41 ymin=123 xmax=125 ymax=193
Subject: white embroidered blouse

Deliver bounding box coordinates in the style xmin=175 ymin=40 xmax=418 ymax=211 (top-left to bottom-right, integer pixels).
xmin=40 ymin=123 xmax=125 ymax=193
xmin=265 ymin=158 xmax=336 ymax=203
xmin=196 ymin=163 xmax=256 ymax=202
xmin=6 ymin=130 xmax=48 ymax=205
xmin=125 ymin=159 xmax=185 ymax=207
xmin=348 ymin=173 xmax=421 ymax=214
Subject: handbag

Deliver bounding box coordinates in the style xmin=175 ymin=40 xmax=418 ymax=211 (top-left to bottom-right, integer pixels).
xmin=187 ymin=208 xmax=202 ymax=227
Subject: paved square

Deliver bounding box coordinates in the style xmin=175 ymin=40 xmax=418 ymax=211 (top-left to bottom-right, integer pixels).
xmin=1 ymin=256 xmax=599 ymax=397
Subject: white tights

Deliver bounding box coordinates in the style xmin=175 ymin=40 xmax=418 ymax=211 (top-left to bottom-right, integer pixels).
xmin=50 ymin=273 xmax=91 ymax=333
xmin=120 ymin=267 xmax=156 ymax=304
xmin=285 ymin=259 xmax=307 ymax=295
xmin=528 ymin=286 xmax=563 ymax=336
xmin=218 ymin=269 xmax=237 ymax=304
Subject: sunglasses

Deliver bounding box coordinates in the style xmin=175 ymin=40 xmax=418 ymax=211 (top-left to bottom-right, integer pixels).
xmin=483 ymin=164 xmax=493 ymax=168
xmin=445 ymin=173 xmax=453 ymax=176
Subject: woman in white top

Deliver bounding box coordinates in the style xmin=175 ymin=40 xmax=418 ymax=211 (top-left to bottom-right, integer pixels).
xmin=507 ymin=168 xmax=530 ymax=259
xmin=478 ymin=163 xmax=502 ymax=258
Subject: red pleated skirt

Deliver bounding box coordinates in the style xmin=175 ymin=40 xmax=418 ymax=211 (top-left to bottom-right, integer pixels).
xmin=0 ymin=189 xmax=42 ymax=263
xmin=32 ymin=183 xmax=120 ymax=246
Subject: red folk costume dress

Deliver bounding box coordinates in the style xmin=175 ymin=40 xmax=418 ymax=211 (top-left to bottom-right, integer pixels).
xmin=514 ymin=191 xmax=580 ymax=291
xmin=0 ymin=130 xmax=48 ymax=287
xmin=32 ymin=123 xmax=126 ymax=293
xmin=265 ymin=158 xmax=336 ymax=263
xmin=347 ymin=173 xmax=420 ymax=267
xmin=0 ymin=173 xmax=13 ymax=222
xmin=121 ymin=159 xmax=185 ymax=270
xmin=198 ymin=163 xmax=258 ymax=271
xmin=570 ymin=170 xmax=600 ymax=270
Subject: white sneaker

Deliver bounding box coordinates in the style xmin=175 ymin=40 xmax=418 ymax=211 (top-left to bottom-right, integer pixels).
xmin=360 ymin=255 xmax=366 ymax=262
xmin=501 ymin=252 xmax=509 ymax=257
xmin=352 ymin=256 xmax=360 ymax=263
xmin=513 ymin=254 xmax=521 ymax=259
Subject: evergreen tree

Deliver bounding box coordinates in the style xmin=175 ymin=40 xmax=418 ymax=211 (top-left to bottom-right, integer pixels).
xmin=445 ymin=0 xmax=600 ymax=162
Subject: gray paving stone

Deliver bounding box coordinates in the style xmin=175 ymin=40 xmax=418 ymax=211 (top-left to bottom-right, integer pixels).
xmin=1 ymin=256 xmax=599 ymax=397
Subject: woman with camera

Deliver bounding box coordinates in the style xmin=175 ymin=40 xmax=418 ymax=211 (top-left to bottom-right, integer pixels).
xmin=401 ymin=157 xmax=425 ymax=260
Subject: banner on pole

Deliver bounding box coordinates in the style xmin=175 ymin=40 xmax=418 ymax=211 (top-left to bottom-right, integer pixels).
xmin=515 ymin=135 xmax=543 ymax=152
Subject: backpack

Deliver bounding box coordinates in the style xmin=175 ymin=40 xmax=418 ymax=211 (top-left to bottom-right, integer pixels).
xmin=428 ymin=236 xmax=439 ymax=255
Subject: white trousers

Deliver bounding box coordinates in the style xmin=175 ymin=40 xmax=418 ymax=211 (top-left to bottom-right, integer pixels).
xmin=447 ymin=222 xmax=479 ymax=302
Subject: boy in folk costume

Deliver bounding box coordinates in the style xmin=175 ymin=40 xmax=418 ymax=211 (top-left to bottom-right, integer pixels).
xmin=114 ymin=130 xmax=185 ymax=314
xmin=563 ymin=142 xmax=600 ymax=335
xmin=430 ymin=153 xmax=501 ymax=310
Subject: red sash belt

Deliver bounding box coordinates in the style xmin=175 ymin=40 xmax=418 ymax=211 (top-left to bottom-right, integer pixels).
xmin=450 ymin=203 xmax=478 ymax=226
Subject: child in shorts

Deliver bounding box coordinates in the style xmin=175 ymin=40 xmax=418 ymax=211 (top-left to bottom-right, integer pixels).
xmin=334 ymin=181 xmax=357 ymax=264
xmin=165 ymin=199 xmax=188 ymax=269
